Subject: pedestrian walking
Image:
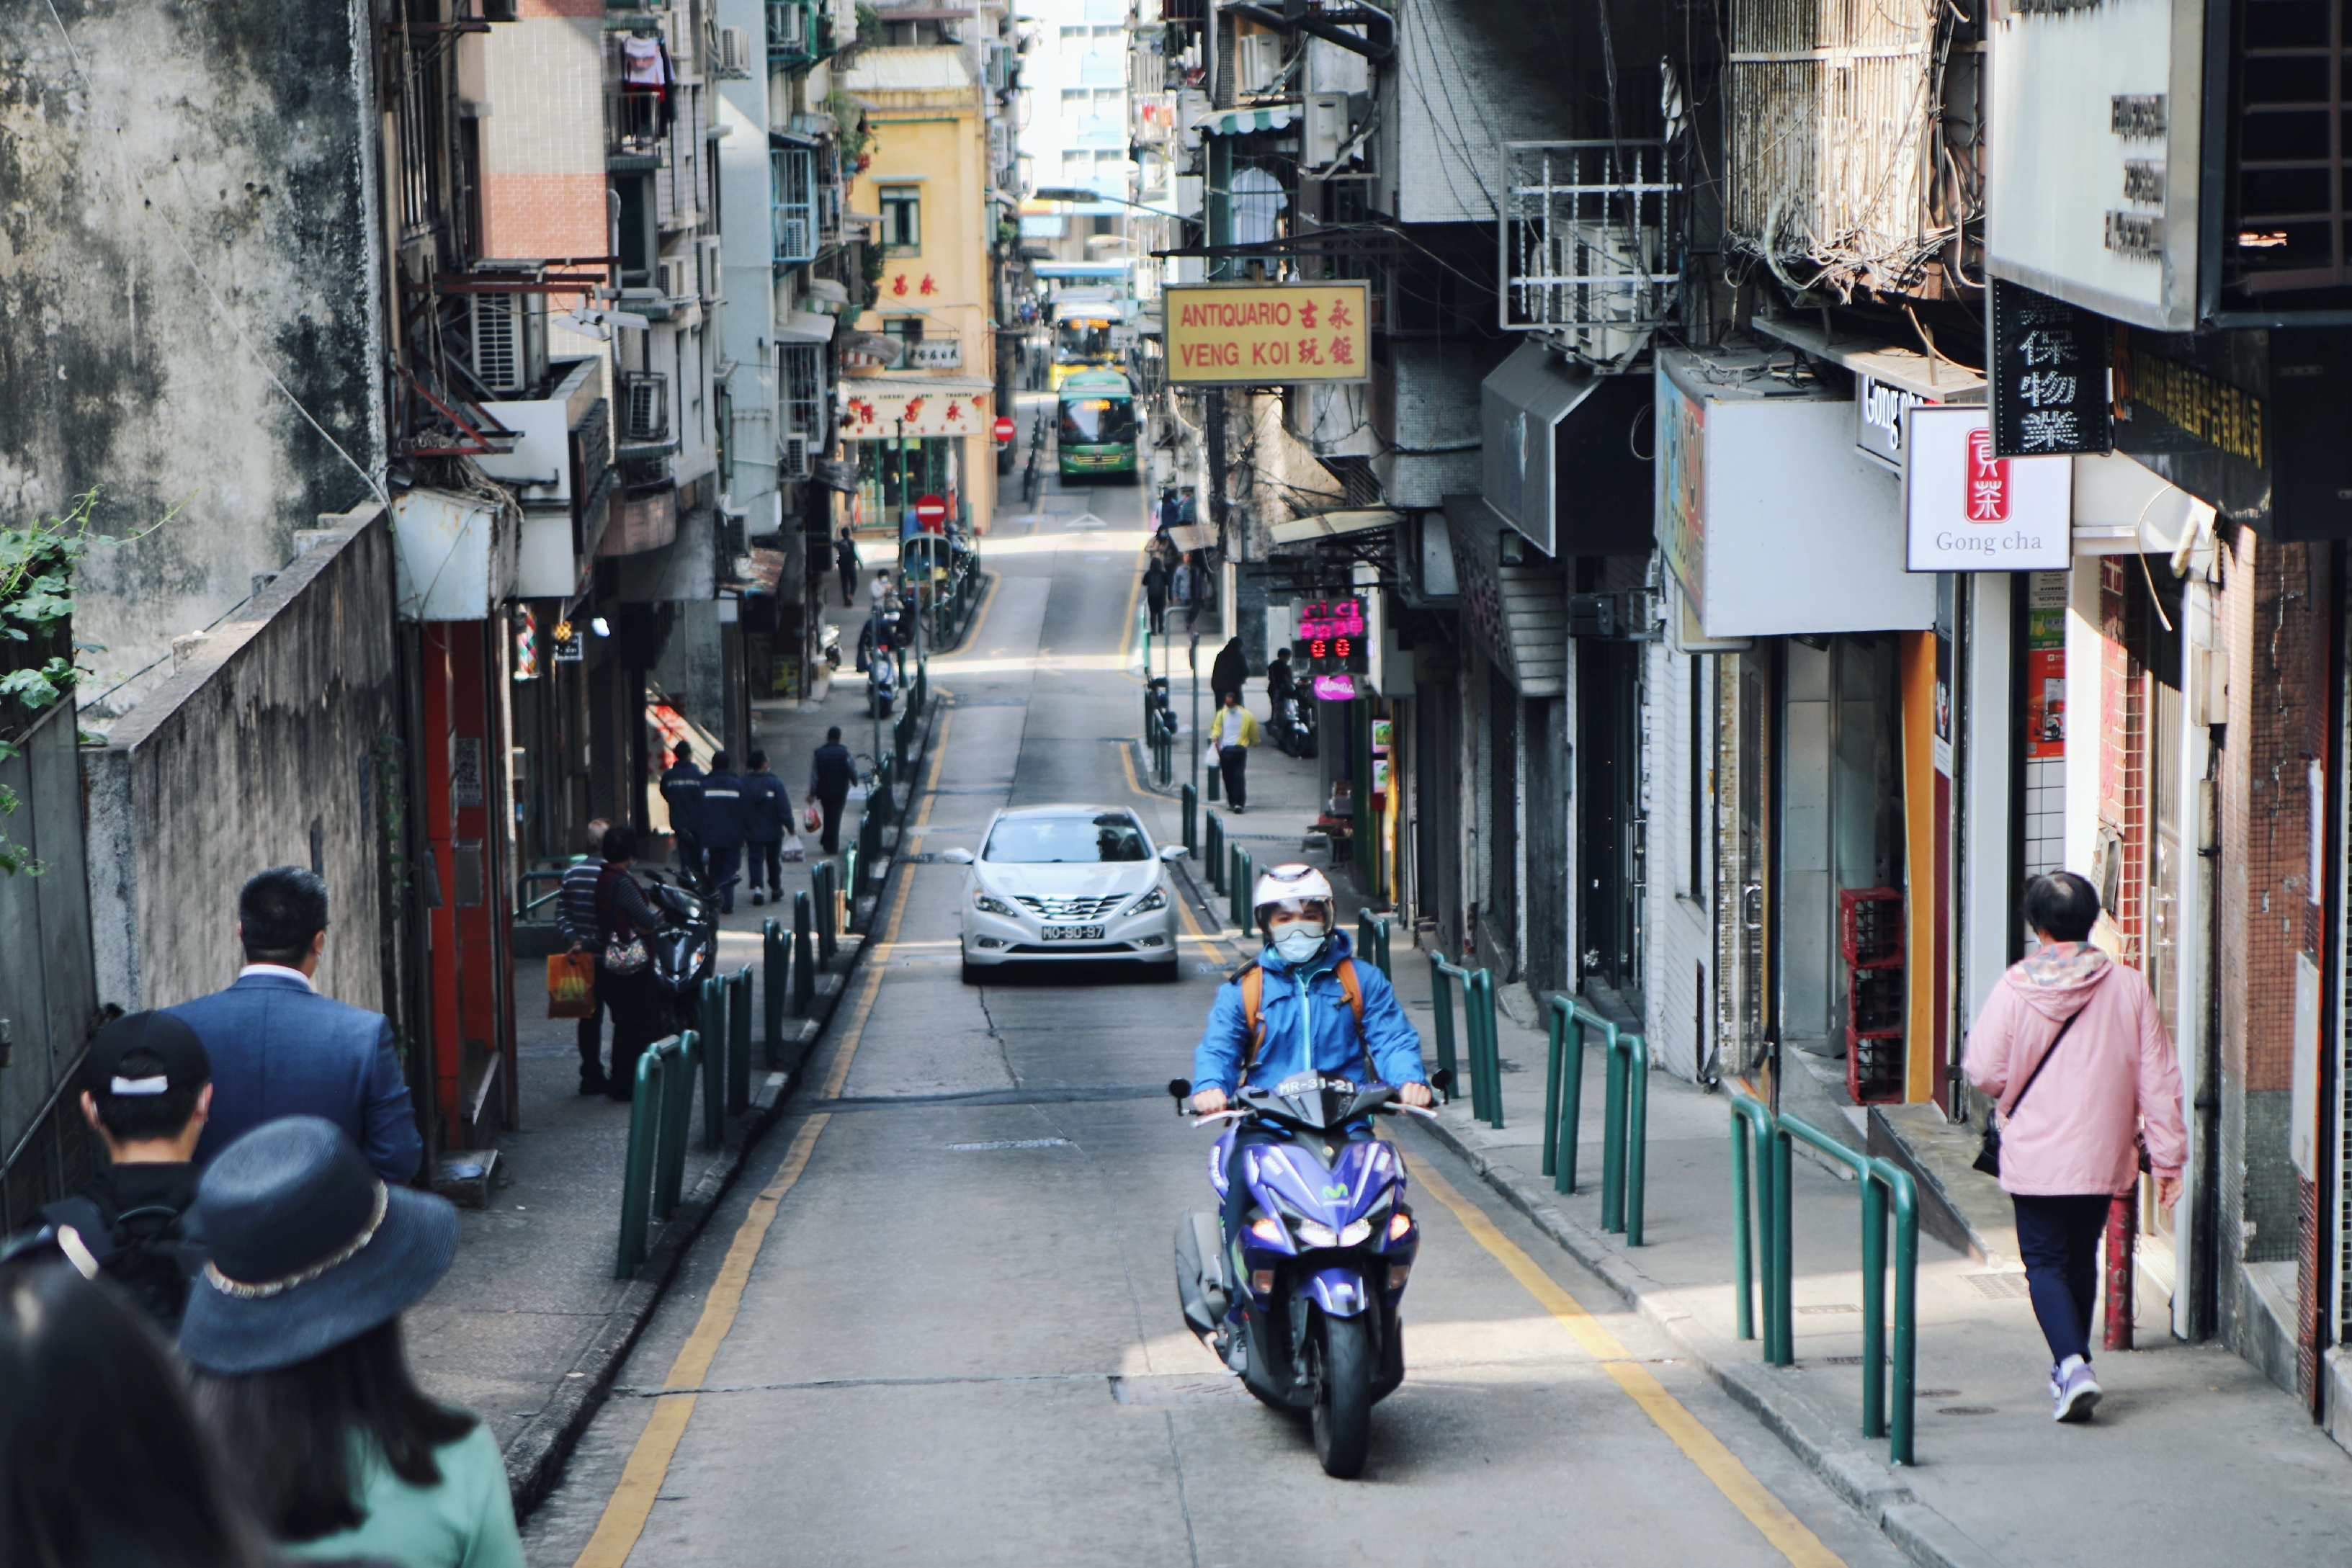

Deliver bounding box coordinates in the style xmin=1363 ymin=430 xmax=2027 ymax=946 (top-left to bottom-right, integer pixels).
xmin=0 ymin=1255 xmax=284 ymax=1568
xmin=1143 ymin=554 xmax=1170 ymax=635
xmin=742 ymin=751 xmax=790 ymax=907
xmin=5 ymin=1011 xmax=214 ymax=1330
xmin=1210 ymin=635 xmax=1247 ymax=707
xmin=1962 ymin=871 xmax=2186 ymax=1424
xmin=1158 ymin=487 xmax=1179 ymax=535
xmin=660 ymin=740 xmax=706 ymax=884
xmin=869 ymin=653 xmax=898 ymax=719
xmin=556 ymin=817 xmax=612 ymax=1093
xmin=869 ymin=566 xmax=893 ymax=615
xmin=1211 ymin=689 xmax=1260 ymax=812
xmin=184 ymin=1118 xmax=524 ymax=1568
xmin=699 ymin=750 xmax=747 ymax=914
xmin=808 ymin=725 xmax=855 ymax=855
xmin=836 ymin=528 xmax=861 ymax=607
xmin=592 ymin=825 xmax=666 ymax=1099
xmin=167 ymin=868 xmax=421 ymax=1183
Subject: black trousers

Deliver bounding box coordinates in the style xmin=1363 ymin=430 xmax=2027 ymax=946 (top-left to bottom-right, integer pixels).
xmin=674 ymin=830 xmax=703 ymax=883
xmin=603 ymin=964 xmax=665 ymax=1101
xmin=747 ymin=838 xmax=783 ymax=894
xmin=840 ymin=563 xmax=858 ymax=606
xmin=1218 ymin=745 xmax=1248 ymax=810
xmin=576 ymin=959 xmax=608 ymax=1085
xmin=705 ymin=845 xmax=742 ymax=912
xmin=818 ymin=791 xmax=846 ymax=854
xmin=1148 ymin=594 xmax=1167 ymax=634
xmin=2013 ymin=1193 xmax=2111 ymax=1364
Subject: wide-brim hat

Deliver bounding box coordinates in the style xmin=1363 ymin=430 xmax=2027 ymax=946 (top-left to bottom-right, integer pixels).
xmin=179 ymin=1116 xmax=457 ymax=1375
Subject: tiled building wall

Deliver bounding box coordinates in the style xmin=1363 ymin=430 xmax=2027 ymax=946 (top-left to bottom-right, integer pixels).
xmin=483 ymin=12 xmax=607 ymax=259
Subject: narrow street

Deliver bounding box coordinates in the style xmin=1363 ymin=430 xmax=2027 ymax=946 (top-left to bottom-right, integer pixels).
xmin=521 ymin=470 xmax=1902 ymax=1567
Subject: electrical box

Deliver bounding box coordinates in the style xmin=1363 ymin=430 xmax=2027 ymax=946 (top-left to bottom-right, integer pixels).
xmin=1303 ymin=92 xmax=1350 ymax=169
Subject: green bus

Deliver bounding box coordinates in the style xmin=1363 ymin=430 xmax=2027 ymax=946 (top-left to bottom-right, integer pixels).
xmin=1055 ymin=369 xmax=1138 ymax=481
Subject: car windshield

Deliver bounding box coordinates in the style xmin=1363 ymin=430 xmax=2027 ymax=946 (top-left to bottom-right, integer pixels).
xmin=983 ymin=812 xmax=1150 ymax=863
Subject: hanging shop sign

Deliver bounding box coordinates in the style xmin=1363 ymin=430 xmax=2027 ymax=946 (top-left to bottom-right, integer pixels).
xmin=1903 ymin=405 xmax=2072 ymax=571
xmin=551 ymin=619 xmax=585 ymax=664
xmin=839 ymin=380 xmax=993 ymax=439
xmin=1293 ymin=599 xmax=1369 ymax=674
xmin=1987 ymin=279 xmax=2113 ymax=459
xmin=1855 ymin=375 xmax=1931 ymax=472
xmin=2025 ymin=571 xmax=2065 ymax=759
xmin=1163 ymin=282 xmax=1371 ymax=385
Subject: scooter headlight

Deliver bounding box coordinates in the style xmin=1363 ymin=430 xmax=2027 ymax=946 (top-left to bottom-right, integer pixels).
xmin=1247 ymin=1216 xmax=1286 ymax=1244
xmin=1338 ymin=1218 xmax=1374 ymax=1246
xmin=1387 ymin=1211 xmax=1414 ymax=1241
xmin=1294 ymin=1219 xmax=1340 ymax=1249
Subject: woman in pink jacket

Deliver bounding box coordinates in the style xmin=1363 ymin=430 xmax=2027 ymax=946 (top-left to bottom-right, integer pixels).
xmin=1962 ymin=872 xmax=2186 ymax=1423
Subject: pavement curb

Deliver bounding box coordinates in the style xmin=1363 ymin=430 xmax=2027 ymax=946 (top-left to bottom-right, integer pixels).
xmin=1411 ymin=1106 xmax=2008 ymax=1568
xmin=501 ymin=691 xmax=944 ymax=1520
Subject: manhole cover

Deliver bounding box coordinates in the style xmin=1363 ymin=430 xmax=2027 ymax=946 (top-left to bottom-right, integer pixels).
xmin=1797 ymin=1304 xmax=1861 ymax=1315
xmin=1110 ymin=1374 xmax=1253 ymax=1407
xmin=1936 ymin=1405 xmax=1998 ymax=1415
xmin=1823 ymin=1355 xmax=1886 ymax=1366
xmin=947 ymin=1138 xmax=1073 ymax=1151
xmin=1964 ymin=1273 xmax=2033 ymax=1299
xmin=1920 ymin=1389 xmax=1961 ymax=1397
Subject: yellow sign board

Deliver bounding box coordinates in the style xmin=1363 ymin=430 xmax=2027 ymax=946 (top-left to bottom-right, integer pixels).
xmin=1165 ymin=282 xmax=1372 ymax=385
xmin=841 ymin=383 xmax=991 ymax=439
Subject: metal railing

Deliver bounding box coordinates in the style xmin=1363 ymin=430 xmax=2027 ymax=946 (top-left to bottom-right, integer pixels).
xmin=1428 ymin=955 xmax=1501 ymax=1128
xmin=517 ymin=867 xmax=567 ymax=918
xmin=1727 ymin=1084 xmax=1920 ymax=1466
xmin=763 ymin=917 xmax=788 ymax=1065
xmin=1355 ymin=909 xmax=1392 ymax=977
xmin=792 ymin=890 xmax=816 ymax=1013
xmin=615 ymin=1029 xmax=702 ymax=1277
xmin=1147 ymin=703 xmax=1176 ymax=787
xmin=1543 ymin=998 xmax=1650 ymax=1244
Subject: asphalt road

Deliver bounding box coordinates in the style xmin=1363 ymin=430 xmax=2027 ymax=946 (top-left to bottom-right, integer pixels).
xmin=521 ymin=463 xmax=1910 ymax=1568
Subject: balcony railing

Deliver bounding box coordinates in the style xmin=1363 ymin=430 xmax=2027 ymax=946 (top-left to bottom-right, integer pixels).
xmin=769 ymin=0 xmax=817 ymax=65
xmin=1500 ymin=140 xmax=1676 ymax=366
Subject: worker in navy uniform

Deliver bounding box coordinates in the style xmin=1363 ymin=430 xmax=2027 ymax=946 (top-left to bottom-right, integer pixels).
xmin=660 ymin=740 xmax=707 ymax=885
xmin=698 ymin=750 xmax=748 ymax=915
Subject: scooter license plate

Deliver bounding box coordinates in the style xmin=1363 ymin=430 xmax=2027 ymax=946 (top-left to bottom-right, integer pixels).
xmin=1040 ymin=925 xmax=1105 ymax=941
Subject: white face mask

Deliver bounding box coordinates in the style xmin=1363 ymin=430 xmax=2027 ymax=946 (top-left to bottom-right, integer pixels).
xmin=1269 ymin=923 xmax=1325 ymax=964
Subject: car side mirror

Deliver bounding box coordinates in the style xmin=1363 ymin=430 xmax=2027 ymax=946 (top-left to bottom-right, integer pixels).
xmin=1157 ymin=843 xmax=1189 ymax=861
xmin=939 ymin=848 xmax=975 ymax=864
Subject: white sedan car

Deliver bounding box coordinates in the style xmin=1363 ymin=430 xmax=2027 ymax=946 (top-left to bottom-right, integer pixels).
xmin=944 ymin=805 xmax=1187 ymax=982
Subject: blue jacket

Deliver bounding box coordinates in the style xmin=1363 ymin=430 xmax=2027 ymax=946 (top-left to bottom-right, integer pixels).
xmin=661 ymin=762 xmax=705 ymax=835
xmin=168 ymin=974 xmax=422 ymax=1182
xmin=1192 ymin=933 xmax=1426 ymax=1095
xmin=699 ymin=769 xmax=746 ymax=851
xmin=741 ymin=770 xmax=789 ymax=842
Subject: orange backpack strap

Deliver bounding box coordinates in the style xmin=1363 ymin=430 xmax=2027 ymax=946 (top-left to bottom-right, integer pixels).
xmin=1237 ymin=964 xmax=1266 ymax=1075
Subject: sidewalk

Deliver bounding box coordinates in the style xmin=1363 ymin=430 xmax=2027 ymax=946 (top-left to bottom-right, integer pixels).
xmin=405 ymin=617 xmax=939 ymax=1515
xmin=1378 ymin=954 xmax=2352 ymax=1568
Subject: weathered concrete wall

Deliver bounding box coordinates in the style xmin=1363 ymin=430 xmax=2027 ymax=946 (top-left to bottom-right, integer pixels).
xmin=84 ymin=505 xmax=402 ymax=1015
xmin=0 ymin=0 xmax=384 ymax=714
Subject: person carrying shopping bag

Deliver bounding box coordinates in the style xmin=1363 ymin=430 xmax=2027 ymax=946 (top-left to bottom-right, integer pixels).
xmin=1962 ymin=871 xmax=2186 ymax=1424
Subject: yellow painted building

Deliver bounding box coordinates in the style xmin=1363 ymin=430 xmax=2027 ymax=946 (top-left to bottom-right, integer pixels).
xmin=839 ymin=45 xmax=998 ymax=537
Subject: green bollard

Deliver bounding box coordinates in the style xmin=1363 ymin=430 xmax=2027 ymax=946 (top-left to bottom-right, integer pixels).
xmin=654 ymin=1033 xmax=695 ymax=1219
xmin=614 ymin=1045 xmax=666 ymax=1277
xmin=792 ymin=891 xmax=815 ymax=1014
xmin=813 ymin=860 xmax=839 ymax=964
xmin=1233 ymin=849 xmax=1253 ymax=938
xmin=728 ymin=966 xmax=753 ymax=1115
xmin=1428 ymin=951 xmax=1460 ymax=1088
xmin=1181 ymin=784 xmax=1197 ymax=855
xmin=762 ymin=918 xmax=787 ymax=1066
xmin=698 ymin=980 xmax=725 ymax=1149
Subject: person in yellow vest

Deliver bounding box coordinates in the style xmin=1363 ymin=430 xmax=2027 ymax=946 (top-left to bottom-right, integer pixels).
xmin=1210 ymin=689 xmax=1262 ymax=813
xmin=1189 ymin=866 xmax=1431 ymax=1245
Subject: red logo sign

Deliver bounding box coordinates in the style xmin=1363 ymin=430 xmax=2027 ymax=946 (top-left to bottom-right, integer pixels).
xmin=914 ymin=494 xmax=948 ymax=529
xmin=993 ymin=416 xmax=1016 ymax=443
xmin=1966 ymin=429 xmax=2008 ymax=522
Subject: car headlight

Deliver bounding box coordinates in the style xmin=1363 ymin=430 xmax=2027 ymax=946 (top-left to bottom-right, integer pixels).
xmin=972 ymin=891 xmax=1014 ymax=915
xmin=1128 ymin=887 xmax=1167 ymax=914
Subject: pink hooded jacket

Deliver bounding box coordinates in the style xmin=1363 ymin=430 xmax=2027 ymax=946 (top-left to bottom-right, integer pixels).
xmin=1961 ymin=944 xmax=2187 ymax=1196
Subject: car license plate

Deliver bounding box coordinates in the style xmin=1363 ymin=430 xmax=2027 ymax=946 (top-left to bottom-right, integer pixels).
xmin=1040 ymin=925 xmax=1105 ymax=941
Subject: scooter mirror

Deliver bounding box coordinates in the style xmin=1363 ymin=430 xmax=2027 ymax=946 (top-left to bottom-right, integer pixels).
xmin=1428 ymin=1068 xmax=1454 ymax=1100
xmin=1168 ymin=1078 xmax=1191 ymax=1109
xmin=939 ymin=848 xmax=976 ymax=864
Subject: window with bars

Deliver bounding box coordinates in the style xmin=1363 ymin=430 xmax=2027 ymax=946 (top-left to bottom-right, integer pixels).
xmin=772 ymin=146 xmax=816 ymax=265
xmin=780 ymin=343 xmax=824 ymax=442
xmin=880 ymin=185 xmax=922 ymax=252
xmin=2231 ymin=0 xmax=2351 ymax=292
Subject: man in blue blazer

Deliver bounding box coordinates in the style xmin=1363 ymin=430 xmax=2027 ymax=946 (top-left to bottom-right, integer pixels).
xmin=168 ymin=866 xmax=423 ymax=1181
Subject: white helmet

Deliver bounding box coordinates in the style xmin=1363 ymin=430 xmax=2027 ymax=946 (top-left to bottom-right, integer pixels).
xmin=1253 ymin=863 xmax=1336 ymax=936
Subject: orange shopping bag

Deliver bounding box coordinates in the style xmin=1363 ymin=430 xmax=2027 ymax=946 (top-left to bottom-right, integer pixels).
xmin=547 ymin=952 xmax=596 ymax=1018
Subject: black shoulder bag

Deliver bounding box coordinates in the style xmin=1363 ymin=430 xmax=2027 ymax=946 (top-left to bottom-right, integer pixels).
xmin=1973 ymin=1004 xmax=2087 ymax=1177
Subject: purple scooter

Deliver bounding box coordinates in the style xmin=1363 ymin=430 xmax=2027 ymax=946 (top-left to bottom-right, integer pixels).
xmin=1168 ymin=1070 xmax=1450 ymax=1478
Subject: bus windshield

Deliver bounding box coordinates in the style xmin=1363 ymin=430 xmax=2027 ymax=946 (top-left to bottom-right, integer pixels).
xmin=1055 ymin=318 xmax=1117 ymax=363
xmin=1058 ymin=395 xmax=1137 ymax=445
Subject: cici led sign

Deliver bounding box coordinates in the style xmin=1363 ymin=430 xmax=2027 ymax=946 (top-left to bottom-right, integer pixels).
xmin=1295 ymin=599 xmax=1368 ymax=673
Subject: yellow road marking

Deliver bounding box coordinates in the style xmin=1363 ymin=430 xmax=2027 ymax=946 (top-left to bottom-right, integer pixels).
xmin=1405 ymin=1154 xmax=1848 ymax=1568
xmin=571 ymin=730 xmax=934 ymax=1568
xmin=914 ymin=710 xmax=953 ymax=831
xmin=1118 ymin=529 xmax=1145 ymax=664
xmin=957 ymin=570 xmax=1004 ymax=653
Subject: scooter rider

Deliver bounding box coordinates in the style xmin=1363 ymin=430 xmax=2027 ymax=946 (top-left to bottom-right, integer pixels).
xmin=1190 ymin=865 xmax=1431 ymax=1247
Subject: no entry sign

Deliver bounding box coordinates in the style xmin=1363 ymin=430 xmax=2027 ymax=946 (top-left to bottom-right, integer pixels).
xmin=914 ymin=493 xmax=948 ymax=530
xmin=993 ymin=415 xmax=1016 ymax=443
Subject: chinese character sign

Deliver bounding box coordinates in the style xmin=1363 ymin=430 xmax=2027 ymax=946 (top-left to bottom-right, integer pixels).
xmin=1905 ymin=405 xmax=2070 ymax=571
xmin=1293 ymin=599 xmax=1369 ymax=673
xmin=1165 ymin=283 xmax=1371 ymax=385
xmin=840 ymin=387 xmax=991 ymax=439
xmin=1988 ymin=279 xmax=2112 ymax=459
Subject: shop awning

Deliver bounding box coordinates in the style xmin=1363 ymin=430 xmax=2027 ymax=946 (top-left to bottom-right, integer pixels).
xmin=1190 ymin=102 xmax=1300 ymax=136
xmin=1440 ymin=496 xmax=1565 ymax=697
xmin=837 ymin=329 xmax=902 ymax=368
xmin=1269 ymin=508 xmax=1402 ymax=546
xmin=1480 ymin=341 xmax=1653 ymax=557
xmin=1166 ymin=523 xmax=1215 ymax=553
xmin=837 ymin=374 xmax=996 ymax=440
xmin=776 ymin=310 xmax=836 ymax=344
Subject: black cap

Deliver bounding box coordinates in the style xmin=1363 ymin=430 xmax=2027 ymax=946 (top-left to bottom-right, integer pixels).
xmin=81 ymin=1011 xmax=210 ymax=1099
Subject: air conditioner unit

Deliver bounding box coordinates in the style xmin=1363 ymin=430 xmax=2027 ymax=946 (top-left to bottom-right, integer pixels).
xmin=622 ymin=372 xmax=670 ymax=443
xmin=779 ymin=432 xmax=813 ymax=479
xmin=1234 ymin=31 xmax=1282 ymax=95
xmin=715 ymin=26 xmax=752 ymax=77
xmin=1303 ymin=91 xmax=1349 ymax=170
xmin=658 ymin=256 xmax=694 ymax=301
xmin=468 ymin=292 xmax=547 ymax=397
xmin=699 ymin=237 xmax=725 ymax=302
xmin=985 ymin=43 xmax=1012 ymax=91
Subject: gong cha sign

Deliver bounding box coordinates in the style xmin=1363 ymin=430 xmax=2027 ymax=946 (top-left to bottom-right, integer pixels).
xmin=1903 ymin=404 xmax=2071 ymax=572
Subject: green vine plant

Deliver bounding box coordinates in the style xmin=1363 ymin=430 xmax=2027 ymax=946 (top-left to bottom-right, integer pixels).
xmin=0 ymin=486 xmax=178 ymax=875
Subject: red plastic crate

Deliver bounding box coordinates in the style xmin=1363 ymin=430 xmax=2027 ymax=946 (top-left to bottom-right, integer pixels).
xmin=1839 ymin=887 xmax=1905 ymax=969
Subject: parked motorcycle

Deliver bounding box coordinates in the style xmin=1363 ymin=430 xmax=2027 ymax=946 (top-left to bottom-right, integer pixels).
xmin=1276 ymin=694 xmax=1318 ymax=759
xmin=638 ymin=870 xmax=718 ymax=1029
xmin=1167 ymin=1070 xmax=1449 ymax=1478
